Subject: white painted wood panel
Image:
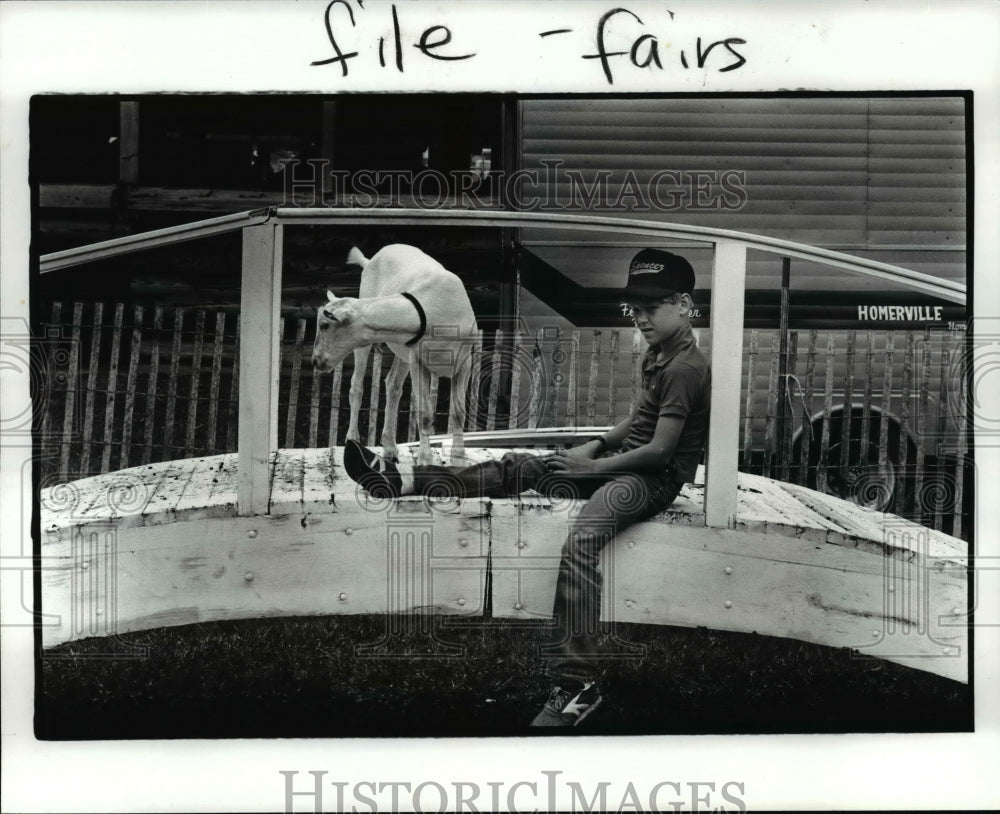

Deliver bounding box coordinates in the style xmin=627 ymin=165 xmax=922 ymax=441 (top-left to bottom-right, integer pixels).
xmin=490 ymin=506 xmax=966 ymax=682
xmin=41 ymin=508 xmax=487 ymax=649
xmin=39 ymin=446 xmax=967 ymax=682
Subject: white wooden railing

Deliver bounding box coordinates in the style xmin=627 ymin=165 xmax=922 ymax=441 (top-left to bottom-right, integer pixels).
xmin=41 ymin=208 xmax=966 ymax=528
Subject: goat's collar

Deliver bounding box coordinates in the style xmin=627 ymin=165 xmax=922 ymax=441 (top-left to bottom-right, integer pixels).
xmin=399 ymin=292 xmax=427 ymax=347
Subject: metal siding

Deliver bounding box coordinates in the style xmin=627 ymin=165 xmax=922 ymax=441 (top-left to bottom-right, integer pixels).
xmin=519 ymin=97 xmax=966 ymax=288
xmin=526 ymin=246 xmax=964 ymax=296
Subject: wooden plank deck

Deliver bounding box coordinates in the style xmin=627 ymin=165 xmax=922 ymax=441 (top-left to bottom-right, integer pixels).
xmin=39 ymin=446 xmax=968 ymax=682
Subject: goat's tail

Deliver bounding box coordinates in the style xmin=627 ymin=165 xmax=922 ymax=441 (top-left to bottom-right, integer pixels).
xmin=346 ymin=246 xmax=369 ymax=268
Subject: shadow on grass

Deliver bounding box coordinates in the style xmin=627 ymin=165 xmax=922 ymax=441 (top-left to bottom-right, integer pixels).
xmin=37 ymin=615 xmax=971 ymax=739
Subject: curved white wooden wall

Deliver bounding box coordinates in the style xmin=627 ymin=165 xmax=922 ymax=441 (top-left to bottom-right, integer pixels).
xmin=40 ymin=445 xmax=968 ymax=683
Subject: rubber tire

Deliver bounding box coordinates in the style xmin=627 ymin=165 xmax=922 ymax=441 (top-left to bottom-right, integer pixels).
xmin=800 ymin=414 xmax=914 ymax=515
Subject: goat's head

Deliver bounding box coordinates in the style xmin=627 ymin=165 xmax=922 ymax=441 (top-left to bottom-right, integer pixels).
xmin=311 ymin=291 xmax=365 ymax=372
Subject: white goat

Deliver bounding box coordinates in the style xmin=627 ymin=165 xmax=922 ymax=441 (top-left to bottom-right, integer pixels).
xmin=311 ymin=244 xmax=477 ymax=465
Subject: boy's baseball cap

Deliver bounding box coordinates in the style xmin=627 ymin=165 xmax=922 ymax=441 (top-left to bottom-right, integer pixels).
xmin=621 ymin=248 xmax=695 ymax=300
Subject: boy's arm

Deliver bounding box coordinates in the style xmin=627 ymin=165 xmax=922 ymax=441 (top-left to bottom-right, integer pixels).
xmin=565 ymin=413 xmax=634 ymax=459
xmin=549 ymin=415 xmax=683 ymax=475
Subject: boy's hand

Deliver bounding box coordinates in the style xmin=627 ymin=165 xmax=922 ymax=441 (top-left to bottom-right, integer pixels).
xmin=546 ymin=452 xmax=597 ymax=474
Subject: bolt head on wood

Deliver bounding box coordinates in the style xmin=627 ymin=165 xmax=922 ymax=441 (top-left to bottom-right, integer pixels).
xmin=457 ymin=598 xmax=466 ymax=606
xmin=338 ymin=592 xmax=347 ymax=601
xmin=345 ymin=527 xmax=353 ymax=535
xmin=247 ymin=529 xmax=258 ymax=539
xmin=80 ymin=562 xmax=89 ymax=571
xmin=724 ymin=566 xmax=733 ymax=575
xmin=514 ymin=603 xmax=523 ymax=611
xmin=724 ymin=600 xmax=733 ymax=609
xmin=244 ymin=572 xmax=254 ymax=582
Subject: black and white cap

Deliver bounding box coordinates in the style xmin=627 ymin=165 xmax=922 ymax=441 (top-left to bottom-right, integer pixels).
xmin=621 ymin=248 xmax=695 ymax=300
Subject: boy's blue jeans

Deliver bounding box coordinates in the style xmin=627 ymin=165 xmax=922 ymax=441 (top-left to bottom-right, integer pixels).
xmin=413 ymin=451 xmax=682 ymax=683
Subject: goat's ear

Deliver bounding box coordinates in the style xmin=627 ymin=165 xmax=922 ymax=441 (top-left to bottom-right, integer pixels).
xmin=326 ymin=290 xmax=338 ymax=302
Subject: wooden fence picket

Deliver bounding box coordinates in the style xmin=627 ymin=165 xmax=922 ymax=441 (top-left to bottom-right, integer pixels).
xmin=466 ymin=330 xmax=483 ymax=433
xmin=143 ymin=307 xmax=163 ymax=465
xmin=878 ymin=334 xmax=895 ymax=474
xmin=629 ymin=328 xmax=642 ymax=416
xmin=508 ymin=330 xmax=523 ymax=429
xmin=899 ymin=331 xmax=915 ymax=476
xmin=180 ymin=310 xmax=205 ymax=457
xmin=860 ymin=332 xmax=875 ymax=466
xmin=531 ymin=329 xmax=548 ymax=429
xmin=40 ymin=303 xmax=61 ymax=444
xmin=586 ymin=330 xmax=601 ymax=426
xmin=914 ymin=336 xmax=931 ymax=518
xmin=285 ymin=318 xmax=306 ymax=448
xmin=164 ymin=309 xmax=184 ymax=456
xmin=953 ymin=360 xmax=967 ymax=540
xmin=100 ymin=303 xmax=124 ymax=473
xmin=566 ymin=330 xmax=580 ymax=428
xmin=791 ymin=330 xmax=816 ymax=485
xmin=762 ymin=332 xmax=780 ymax=478
xmin=838 ymin=331 xmax=857 ymax=479
xmin=548 ymin=328 xmax=566 ymax=427
xmin=367 ymin=344 xmax=383 ymax=446
xmin=308 ymin=349 xmax=321 ymax=448
xmin=486 ymin=330 xmax=503 ymax=432
xmin=780 ymin=330 xmax=798 ymax=483
xmin=227 ymin=314 xmax=241 ymax=452
xmin=327 ymin=360 xmax=343 ymax=447
xmin=817 ymin=334 xmax=836 ymax=493
xmin=59 ymin=303 xmax=83 ymax=478
xmin=207 ymin=312 xmax=225 ymax=453
xmin=80 ymin=302 xmax=103 ymax=475
xmin=607 ymin=330 xmax=620 ymax=424
xmin=743 ymin=329 xmax=758 ymax=471
xmin=933 ymin=345 xmax=951 ymax=532
xmin=120 ymin=305 xmax=144 ymax=469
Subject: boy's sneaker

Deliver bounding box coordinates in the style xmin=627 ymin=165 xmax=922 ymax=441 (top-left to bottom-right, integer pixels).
xmin=343 ymin=439 xmax=402 ymax=498
xmin=529 ymin=681 xmax=602 ymax=728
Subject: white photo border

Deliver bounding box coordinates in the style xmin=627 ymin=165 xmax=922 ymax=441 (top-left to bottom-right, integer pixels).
xmin=2 ymin=1 xmax=998 ymax=812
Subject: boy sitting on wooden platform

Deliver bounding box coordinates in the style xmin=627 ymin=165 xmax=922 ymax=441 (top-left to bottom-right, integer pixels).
xmin=344 ymin=248 xmax=711 ymax=728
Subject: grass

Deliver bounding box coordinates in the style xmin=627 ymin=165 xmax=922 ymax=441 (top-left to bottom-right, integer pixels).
xmin=37 ymin=615 xmax=971 ymax=739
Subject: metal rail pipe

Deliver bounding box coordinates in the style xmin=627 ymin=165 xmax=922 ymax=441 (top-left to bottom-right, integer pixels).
xmin=42 ymin=207 xmax=966 ymax=304
xmin=39 ymin=208 xmax=272 ymax=272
